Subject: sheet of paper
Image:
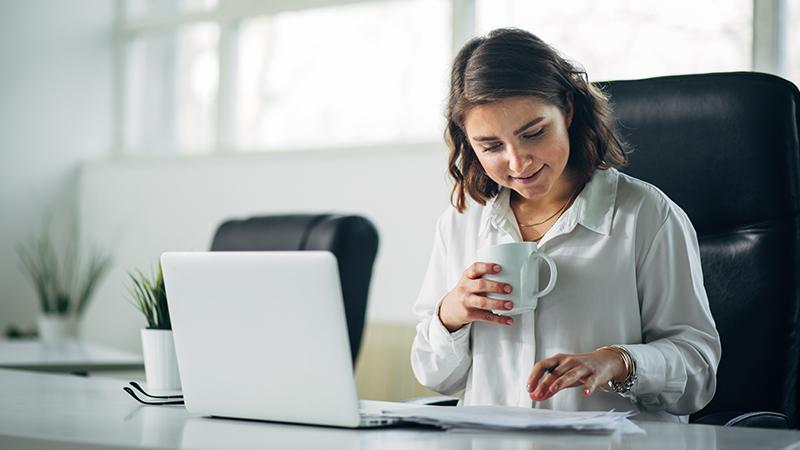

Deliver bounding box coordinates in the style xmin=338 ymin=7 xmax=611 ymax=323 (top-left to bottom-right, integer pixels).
xmin=371 ymin=403 xmax=644 ymax=435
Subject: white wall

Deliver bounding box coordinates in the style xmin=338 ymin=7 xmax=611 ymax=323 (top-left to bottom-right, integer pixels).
xmin=79 ymin=145 xmax=454 ymax=352
xmin=0 ymin=0 xmax=455 ymax=355
xmin=0 ymin=1 xmax=114 ymax=334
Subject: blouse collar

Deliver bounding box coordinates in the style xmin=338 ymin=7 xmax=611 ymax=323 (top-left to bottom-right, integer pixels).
xmin=478 ymin=168 xmax=620 ymax=239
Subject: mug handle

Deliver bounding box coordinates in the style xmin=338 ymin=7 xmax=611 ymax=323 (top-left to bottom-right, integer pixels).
xmin=523 ymin=252 xmax=558 ymax=298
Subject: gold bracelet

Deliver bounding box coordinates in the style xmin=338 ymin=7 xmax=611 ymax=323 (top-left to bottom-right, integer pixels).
xmin=596 ymin=345 xmax=637 ymax=394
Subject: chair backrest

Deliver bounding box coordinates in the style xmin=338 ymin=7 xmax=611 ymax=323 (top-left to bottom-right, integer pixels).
xmin=599 ymin=72 xmax=800 ymax=425
xmin=210 ymin=214 xmax=379 ymax=364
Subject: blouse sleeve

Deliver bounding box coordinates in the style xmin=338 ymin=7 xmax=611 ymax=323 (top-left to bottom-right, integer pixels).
xmin=620 ymin=204 xmax=722 ymax=415
xmin=409 ymin=214 xmax=473 ymax=395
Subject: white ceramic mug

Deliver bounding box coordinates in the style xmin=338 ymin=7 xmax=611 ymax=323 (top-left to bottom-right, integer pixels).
xmin=477 ymin=242 xmax=557 ymax=316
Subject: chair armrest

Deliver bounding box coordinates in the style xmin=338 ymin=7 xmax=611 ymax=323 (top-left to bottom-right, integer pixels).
xmin=693 ymin=411 xmax=790 ymax=429
xmin=724 ymin=411 xmax=790 ymax=428
xmin=401 ymin=395 xmax=459 ymax=406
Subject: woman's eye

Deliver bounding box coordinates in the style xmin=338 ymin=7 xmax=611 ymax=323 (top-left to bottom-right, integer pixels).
xmin=479 ymin=127 xmax=544 ymax=152
xmin=523 ymin=128 xmax=545 ymax=140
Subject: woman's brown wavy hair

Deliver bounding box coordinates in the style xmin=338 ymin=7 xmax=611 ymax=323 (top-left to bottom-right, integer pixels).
xmin=446 ymin=28 xmax=630 ymax=212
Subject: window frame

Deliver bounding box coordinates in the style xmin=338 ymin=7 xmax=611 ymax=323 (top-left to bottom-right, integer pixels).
xmin=112 ymin=0 xmax=788 ymax=157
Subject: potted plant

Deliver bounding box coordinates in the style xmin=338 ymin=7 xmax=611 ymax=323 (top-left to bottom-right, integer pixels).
xmin=17 ymin=227 xmax=111 ymax=342
xmin=127 ymin=263 xmax=181 ymax=391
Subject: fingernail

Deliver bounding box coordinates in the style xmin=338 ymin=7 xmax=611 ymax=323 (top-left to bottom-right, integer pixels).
xmin=549 ymin=384 xmax=559 ymax=393
xmin=583 ymin=388 xmax=592 ymax=396
xmin=505 ymin=302 xmax=513 ymax=309
xmin=505 ymin=318 xmax=513 ymax=325
xmin=493 ymin=265 xmax=501 ymax=272
xmin=526 ymin=383 xmax=531 ymax=392
xmin=503 ymin=285 xmax=512 ymax=293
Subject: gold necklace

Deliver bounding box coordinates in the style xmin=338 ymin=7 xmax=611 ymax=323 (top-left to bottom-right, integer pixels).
xmin=524 ymin=209 xmax=564 ymax=242
xmin=518 ymin=187 xmax=580 ymax=228
xmin=529 ymin=229 xmax=547 ymax=242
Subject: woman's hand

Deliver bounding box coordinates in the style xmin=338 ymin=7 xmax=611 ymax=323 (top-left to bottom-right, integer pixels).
xmin=438 ymin=262 xmax=515 ymax=332
xmin=525 ymin=349 xmax=627 ymax=400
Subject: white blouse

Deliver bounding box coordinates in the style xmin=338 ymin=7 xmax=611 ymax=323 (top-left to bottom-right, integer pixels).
xmin=410 ymin=168 xmax=721 ymax=423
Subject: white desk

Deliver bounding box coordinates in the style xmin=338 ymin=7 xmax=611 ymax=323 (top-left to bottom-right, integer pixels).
xmin=0 ymin=339 xmax=143 ymax=373
xmin=1 ymin=368 xmax=799 ymax=450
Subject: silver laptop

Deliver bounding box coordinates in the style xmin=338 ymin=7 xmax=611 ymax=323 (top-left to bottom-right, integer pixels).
xmin=161 ymin=251 xmax=400 ymax=428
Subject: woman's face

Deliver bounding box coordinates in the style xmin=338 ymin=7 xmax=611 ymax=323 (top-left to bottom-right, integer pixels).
xmin=464 ymin=96 xmax=573 ymax=203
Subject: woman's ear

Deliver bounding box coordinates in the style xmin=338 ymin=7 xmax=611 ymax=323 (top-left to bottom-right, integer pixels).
xmin=565 ymin=92 xmax=574 ymax=128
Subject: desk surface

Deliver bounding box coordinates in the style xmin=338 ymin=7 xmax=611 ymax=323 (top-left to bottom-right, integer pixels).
xmin=0 ymin=339 xmax=143 ymax=372
xmin=1 ymin=369 xmax=799 ymax=450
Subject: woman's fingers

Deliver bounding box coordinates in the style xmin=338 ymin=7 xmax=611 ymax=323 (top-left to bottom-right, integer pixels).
xmin=545 ymin=367 xmax=591 ymax=398
xmin=466 ymin=308 xmax=513 ymax=326
xmin=461 ymin=262 xmax=514 ymax=326
xmin=441 ymin=261 xmax=517 ymax=331
xmin=464 ymin=262 xmax=501 ymax=280
xmin=445 ymin=261 xmax=514 ymax=329
xmin=529 ymin=356 xmax=589 ymax=400
xmin=466 ymin=294 xmax=512 ymax=312
xmin=581 ymin=373 xmax=608 ymax=397
xmin=577 ymin=353 xmax=619 ymax=396
xmin=468 ymin=278 xmax=512 ymax=296
xmin=527 ymin=350 xmax=623 ymax=399
xmin=526 ymin=354 xmax=564 ymax=394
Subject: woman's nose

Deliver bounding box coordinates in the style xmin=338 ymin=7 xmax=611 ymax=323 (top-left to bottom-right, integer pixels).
xmin=507 ymin=147 xmax=528 ymax=174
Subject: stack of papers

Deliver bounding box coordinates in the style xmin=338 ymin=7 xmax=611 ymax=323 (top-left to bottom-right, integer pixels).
xmin=375 ymin=404 xmax=644 ymax=435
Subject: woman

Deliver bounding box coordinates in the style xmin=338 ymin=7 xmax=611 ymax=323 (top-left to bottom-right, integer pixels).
xmin=410 ymin=28 xmax=721 ymax=423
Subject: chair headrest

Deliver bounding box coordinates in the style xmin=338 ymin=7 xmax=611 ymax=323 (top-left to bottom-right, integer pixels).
xmin=599 ymin=72 xmax=800 ymax=233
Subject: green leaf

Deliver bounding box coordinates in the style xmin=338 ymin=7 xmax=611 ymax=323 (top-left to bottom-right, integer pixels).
xmin=16 ymin=222 xmax=112 ymax=318
xmin=125 ymin=263 xmax=170 ymax=329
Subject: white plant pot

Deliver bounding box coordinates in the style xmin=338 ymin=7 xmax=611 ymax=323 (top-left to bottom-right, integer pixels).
xmin=37 ymin=314 xmax=78 ymax=342
xmin=141 ymin=329 xmax=181 ymax=391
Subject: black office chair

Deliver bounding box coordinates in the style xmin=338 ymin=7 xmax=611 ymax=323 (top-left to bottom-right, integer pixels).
xmin=600 ymin=72 xmax=800 ymax=428
xmin=411 ymin=72 xmax=800 ymax=429
xmin=210 ymin=214 xmax=379 ymax=364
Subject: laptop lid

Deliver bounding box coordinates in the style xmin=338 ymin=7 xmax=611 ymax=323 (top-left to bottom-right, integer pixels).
xmin=161 ymin=251 xmax=362 ymax=428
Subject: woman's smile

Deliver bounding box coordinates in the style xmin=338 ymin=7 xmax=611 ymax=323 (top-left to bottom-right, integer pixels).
xmin=511 ymin=166 xmax=544 ymax=184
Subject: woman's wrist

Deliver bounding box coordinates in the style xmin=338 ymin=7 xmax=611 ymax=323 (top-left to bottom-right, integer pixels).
xmin=596 ymin=345 xmax=638 ymax=394
xmin=596 ymin=345 xmax=634 ymax=383
xmin=437 ymin=302 xmax=464 ymax=333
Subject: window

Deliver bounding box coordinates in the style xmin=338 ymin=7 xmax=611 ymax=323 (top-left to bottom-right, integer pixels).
xmin=125 ymin=23 xmax=219 ymax=154
xmin=120 ymin=0 xmax=451 ymax=154
xmin=118 ymin=0 xmax=794 ymax=155
xmin=125 ymin=0 xmax=218 ymax=20
xmin=475 ymin=0 xmax=752 ymax=82
xmin=233 ymin=2 xmax=451 ymax=151
xmin=789 ymin=0 xmax=800 ymax=87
